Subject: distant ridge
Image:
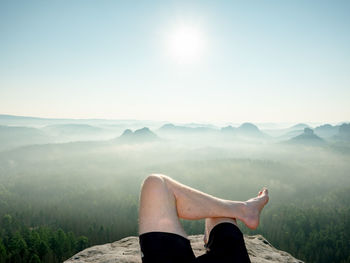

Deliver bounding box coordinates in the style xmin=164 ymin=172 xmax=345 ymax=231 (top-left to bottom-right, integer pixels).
xmin=43 ymin=124 xmax=103 ymax=136
xmin=289 ymin=123 xmax=310 ymax=130
xmin=159 ymin=122 xmax=268 ymax=139
xmin=0 ymin=114 xmax=164 ymax=127
xmin=182 ymin=123 xmax=217 ymax=129
xmin=314 ymin=124 xmax=339 ymax=138
xmin=264 ymin=123 xmax=311 ymax=139
xmin=158 ymin=123 xmax=215 ymax=134
xmin=0 ymin=125 xmax=51 ymax=151
xmin=221 ymin=125 xmax=236 ymax=133
xmin=334 ymin=123 xmax=350 ymax=141
xmin=0 ymin=114 xmax=136 ymax=122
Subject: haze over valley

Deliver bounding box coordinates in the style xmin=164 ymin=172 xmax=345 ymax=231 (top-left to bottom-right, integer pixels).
xmin=0 ymin=114 xmax=349 ymax=263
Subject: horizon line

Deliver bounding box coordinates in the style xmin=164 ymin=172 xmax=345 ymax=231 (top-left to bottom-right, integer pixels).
xmin=0 ymin=113 xmax=348 ymax=127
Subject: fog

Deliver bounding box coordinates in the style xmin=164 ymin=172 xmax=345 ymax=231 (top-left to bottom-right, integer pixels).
xmin=0 ymin=116 xmax=349 ymax=262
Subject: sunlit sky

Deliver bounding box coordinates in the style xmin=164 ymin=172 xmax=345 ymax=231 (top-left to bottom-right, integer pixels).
xmin=1 ymin=0 xmax=349 ymax=124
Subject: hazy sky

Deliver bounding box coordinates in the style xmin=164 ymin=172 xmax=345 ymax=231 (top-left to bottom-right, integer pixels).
xmin=1 ymin=0 xmax=349 ymax=123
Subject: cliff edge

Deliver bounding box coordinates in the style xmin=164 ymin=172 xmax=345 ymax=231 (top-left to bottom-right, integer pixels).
xmin=65 ymin=234 xmax=303 ymax=263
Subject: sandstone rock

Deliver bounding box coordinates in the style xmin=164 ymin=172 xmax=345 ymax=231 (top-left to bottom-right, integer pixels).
xmin=65 ymin=235 xmax=303 ymax=263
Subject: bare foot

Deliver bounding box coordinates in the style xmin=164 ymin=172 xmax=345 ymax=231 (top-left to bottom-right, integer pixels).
xmin=240 ymin=188 xmax=269 ymax=230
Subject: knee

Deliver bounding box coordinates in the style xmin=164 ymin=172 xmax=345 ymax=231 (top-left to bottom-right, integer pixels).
xmin=141 ymin=174 xmax=165 ymax=191
xmin=206 ymin=218 xmax=237 ymax=227
xmin=205 ymin=218 xmax=238 ymax=237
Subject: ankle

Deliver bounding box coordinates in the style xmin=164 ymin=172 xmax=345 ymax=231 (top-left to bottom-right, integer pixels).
xmin=228 ymin=201 xmax=247 ymax=220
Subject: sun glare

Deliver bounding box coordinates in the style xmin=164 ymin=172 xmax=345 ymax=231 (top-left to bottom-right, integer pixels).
xmin=166 ymin=24 xmax=205 ymax=64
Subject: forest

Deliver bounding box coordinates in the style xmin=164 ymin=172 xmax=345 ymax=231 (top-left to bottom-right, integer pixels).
xmin=0 ymin=120 xmax=350 ymax=263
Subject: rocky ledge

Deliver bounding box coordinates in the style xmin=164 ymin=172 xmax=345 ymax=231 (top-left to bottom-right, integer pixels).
xmin=65 ymin=234 xmax=303 ymax=263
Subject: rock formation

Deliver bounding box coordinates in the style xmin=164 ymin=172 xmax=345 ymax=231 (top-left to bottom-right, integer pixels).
xmin=117 ymin=127 xmax=159 ymax=143
xmin=65 ymin=234 xmax=303 ymax=263
xmin=288 ymin=127 xmax=324 ymax=145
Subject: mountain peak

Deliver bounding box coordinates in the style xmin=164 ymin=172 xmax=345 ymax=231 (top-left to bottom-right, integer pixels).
xmin=134 ymin=127 xmax=152 ymax=135
xmin=239 ymin=122 xmax=259 ymax=131
xmin=121 ymin=129 xmax=133 ymax=136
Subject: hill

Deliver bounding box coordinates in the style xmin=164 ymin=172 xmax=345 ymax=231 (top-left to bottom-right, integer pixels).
xmin=0 ymin=125 xmax=51 ymax=151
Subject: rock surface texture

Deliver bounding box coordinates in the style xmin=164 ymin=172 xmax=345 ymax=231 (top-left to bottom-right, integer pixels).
xmin=65 ymin=235 xmax=303 ymax=263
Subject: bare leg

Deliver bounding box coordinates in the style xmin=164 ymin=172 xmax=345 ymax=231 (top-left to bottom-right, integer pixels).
xmin=138 ymin=174 xmax=188 ymax=237
xmin=204 ymin=217 xmax=238 ymax=244
xmin=139 ymin=174 xmax=269 ymax=237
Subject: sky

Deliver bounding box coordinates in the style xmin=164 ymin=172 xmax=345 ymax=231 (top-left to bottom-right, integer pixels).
xmin=1 ymin=0 xmax=349 ymax=124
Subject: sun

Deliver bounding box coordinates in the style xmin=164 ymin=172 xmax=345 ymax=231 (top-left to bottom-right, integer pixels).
xmin=166 ymin=24 xmax=205 ymax=64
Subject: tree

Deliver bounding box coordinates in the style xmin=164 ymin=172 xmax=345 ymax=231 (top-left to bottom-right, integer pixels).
xmin=37 ymin=241 xmax=48 ymax=260
xmin=8 ymin=231 xmax=28 ymax=261
xmin=76 ymin=236 xmax=89 ymax=252
xmin=2 ymin=214 xmax=13 ymax=235
xmin=29 ymin=254 xmax=41 ymax=263
xmin=0 ymin=238 xmax=6 ymax=263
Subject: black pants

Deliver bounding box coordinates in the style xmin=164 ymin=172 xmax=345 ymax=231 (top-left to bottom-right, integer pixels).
xmin=139 ymin=222 xmax=251 ymax=263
